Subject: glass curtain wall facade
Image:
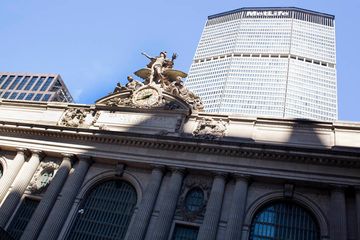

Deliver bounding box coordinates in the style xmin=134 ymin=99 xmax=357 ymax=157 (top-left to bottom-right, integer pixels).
xmin=0 ymin=72 xmax=73 ymax=102
xmin=186 ymin=7 xmax=337 ymax=121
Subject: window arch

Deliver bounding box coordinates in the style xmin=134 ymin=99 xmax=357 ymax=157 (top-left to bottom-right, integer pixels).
xmin=68 ymin=179 xmax=137 ymax=240
xmin=249 ymin=201 xmax=320 ymax=240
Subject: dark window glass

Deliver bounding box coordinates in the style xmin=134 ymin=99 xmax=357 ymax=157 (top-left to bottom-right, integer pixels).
xmin=1 ymin=75 xmax=15 ymax=89
xmin=7 ymin=198 xmax=39 ymax=240
xmin=24 ymin=77 xmax=38 ymax=90
xmin=32 ymin=76 xmax=45 ymax=91
xmin=25 ymin=93 xmax=34 ymax=101
xmin=17 ymin=93 xmax=26 ymax=100
xmin=33 ymin=94 xmax=43 ymax=101
xmin=16 ymin=76 xmax=30 ymax=90
xmin=9 ymin=76 xmax=23 ymax=90
xmin=249 ymin=201 xmax=320 ymax=240
xmin=68 ymin=180 xmax=137 ymax=240
xmin=42 ymin=94 xmax=51 ymax=102
xmin=185 ymin=188 xmax=204 ymax=213
xmin=40 ymin=77 xmax=54 ymax=91
xmin=172 ymin=225 xmax=199 ymax=240
xmin=0 ymin=75 xmax=7 ymax=85
xmin=2 ymin=92 xmax=11 ymax=99
xmin=9 ymin=92 xmax=18 ymax=99
xmin=0 ymin=164 xmax=3 ymax=178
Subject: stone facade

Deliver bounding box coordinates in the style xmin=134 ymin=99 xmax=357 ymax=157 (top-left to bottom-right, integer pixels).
xmin=0 ymin=96 xmax=359 ymax=239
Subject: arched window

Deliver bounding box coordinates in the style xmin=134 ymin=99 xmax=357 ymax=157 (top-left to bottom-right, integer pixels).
xmin=249 ymin=201 xmax=320 ymax=240
xmin=68 ymin=180 xmax=137 ymax=240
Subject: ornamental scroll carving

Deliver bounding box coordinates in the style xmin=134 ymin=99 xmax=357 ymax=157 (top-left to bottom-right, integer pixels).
xmin=193 ymin=117 xmax=228 ymax=140
xmin=176 ymin=176 xmax=211 ymax=222
xmin=27 ymin=160 xmax=59 ymax=194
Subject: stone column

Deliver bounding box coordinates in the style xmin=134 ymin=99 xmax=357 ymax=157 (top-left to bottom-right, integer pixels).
xmin=355 ymin=187 xmax=360 ymax=240
xmin=197 ymin=172 xmax=227 ymax=240
xmin=126 ymin=165 xmax=165 ymax=240
xmin=150 ymin=167 xmax=185 ymax=240
xmin=224 ymin=174 xmax=249 ymax=240
xmin=330 ymin=185 xmax=347 ymax=240
xmin=0 ymin=150 xmax=43 ymax=228
xmin=37 ymin=156 xmax=91 ymax=240
xmin=20 ymin=154 xmax=73 ymax=240
xmin=0 ymin=148 xmax=28 ymax=202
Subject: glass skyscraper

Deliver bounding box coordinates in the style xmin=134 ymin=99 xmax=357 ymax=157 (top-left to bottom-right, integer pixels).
xmin=0 ymin=72 xmax=73 ymax=102
xmin=186 ymin=7 xmax=337 ymax=121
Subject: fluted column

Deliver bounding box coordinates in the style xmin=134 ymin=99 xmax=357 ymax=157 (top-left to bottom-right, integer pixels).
xmin=37 ymin=156 xmax=91 ymax=240
xmin=150 ymin=167 xmax=185 ymax=240
xmin=126 ymin=165 xmax=165 ymax=240
xmin=197 ymin=172 xmax=227 ymax=240
xmin=0 ymin=150 xmax=43 ymax=228
xmin=224 ymin=174 xmax=249 ymax=240
xmin=20 ymin=154 xmax=73 ymax=240
xmin=330 ymin=185 xmax=347 ymax=240
xmin=0 ymin=148 xmax=28 ymax=202
xmin=355 ymin=186 xmax=360 ymax=240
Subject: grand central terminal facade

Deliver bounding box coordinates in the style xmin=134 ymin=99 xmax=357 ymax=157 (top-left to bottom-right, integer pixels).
xmin=0 ymin=53 xmax=359 ymax=240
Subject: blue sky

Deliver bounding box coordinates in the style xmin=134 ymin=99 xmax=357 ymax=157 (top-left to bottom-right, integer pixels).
xmin=0 ymin=0 xmax=359 ymax=121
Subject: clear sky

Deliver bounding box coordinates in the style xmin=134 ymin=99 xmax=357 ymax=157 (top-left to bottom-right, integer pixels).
xmin=0 ymin=0 xmax=359 ymax=121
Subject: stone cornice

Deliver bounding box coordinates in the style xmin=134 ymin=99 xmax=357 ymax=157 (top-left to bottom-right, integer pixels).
xmin=0 ymin=121 xmax=359 ymax=169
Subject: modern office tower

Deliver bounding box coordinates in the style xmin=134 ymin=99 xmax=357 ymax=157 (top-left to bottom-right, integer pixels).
xmin=186 ymin=7 xmax=337 ymax=121
xmin=0 ymin=72 xmax=73 ymax=102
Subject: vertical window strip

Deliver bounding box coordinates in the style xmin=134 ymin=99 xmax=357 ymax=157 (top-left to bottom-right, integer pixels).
xmin=1 ymin=76 xmax=15 ymax=89
xmin=32 ymin=77 xmax=46 ymax=91
xmin=9 ymin=76 xmax=23 ymax=90
xmin=40 ymin=77 xmax=54 ymax=91
xmin=24 ymin=77 xmax=38 ymax=90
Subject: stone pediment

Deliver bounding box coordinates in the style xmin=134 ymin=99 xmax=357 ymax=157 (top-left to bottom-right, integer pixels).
xmin=95 ymin=51 xmax=204 ymax=113
xmin=95 ymin=85 xmax=192 ymax=113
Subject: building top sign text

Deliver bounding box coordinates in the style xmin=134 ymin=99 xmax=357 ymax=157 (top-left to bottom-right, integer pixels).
xmin=246 ymin=11 xmax=290 ymax=17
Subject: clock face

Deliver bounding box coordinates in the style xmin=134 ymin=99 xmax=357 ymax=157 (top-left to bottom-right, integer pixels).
xmin=133 ymin=88 xmax=160 ymax=106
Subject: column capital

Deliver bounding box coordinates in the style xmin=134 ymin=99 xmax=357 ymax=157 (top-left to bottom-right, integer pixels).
xmin=211 ymin=171 xmax=228 ymax=179
xmin=330 ymin=184 xmax=348 ymax=192
xmin=77 ymin=155 xmax=93 ymax=164
xmin=151 ymin=164 xmax=166 ymax=172
xmin=61 ymin=153 xmax=75 ymax=159
xmin=169 ymin=166 xmax=186 ymax=175
xmin=30 ymin=149 xmax=45 ymax=159
xmin=16 ymin=148 xmax=30 ymax=157
xmin=232 ymin=173 xmax=251 ymax=181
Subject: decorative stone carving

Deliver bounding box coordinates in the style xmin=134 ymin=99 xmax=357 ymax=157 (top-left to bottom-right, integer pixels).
xmin=59 ymin=108 xmax=99 ymax=128
xmin=176 ymin=176 xmax=211 ymax=221
xmin=27 ymin=161 xmax=59 ymax=194
xmin=193 ymin=117 xmax=228 ymax=140
xmin=96 ymin=51 xmax=204 ymax=112
xmin=59 ymin=108 xmax=88 ymax=127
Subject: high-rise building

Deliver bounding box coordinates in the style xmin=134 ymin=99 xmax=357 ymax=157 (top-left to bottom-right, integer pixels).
xmin=186 ymin=7 xmax=337 ymax=121
xmin=0 ymin=72 xmax=73 ymax=102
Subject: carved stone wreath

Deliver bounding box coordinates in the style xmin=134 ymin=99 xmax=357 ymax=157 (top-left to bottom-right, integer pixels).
xmin=27 ymin=161 xmax=59 ymax=194
xmin=193 ymin=117 xmax=228 ymax=140
xmin=176 ymin=176 xmax=211 ymax=221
